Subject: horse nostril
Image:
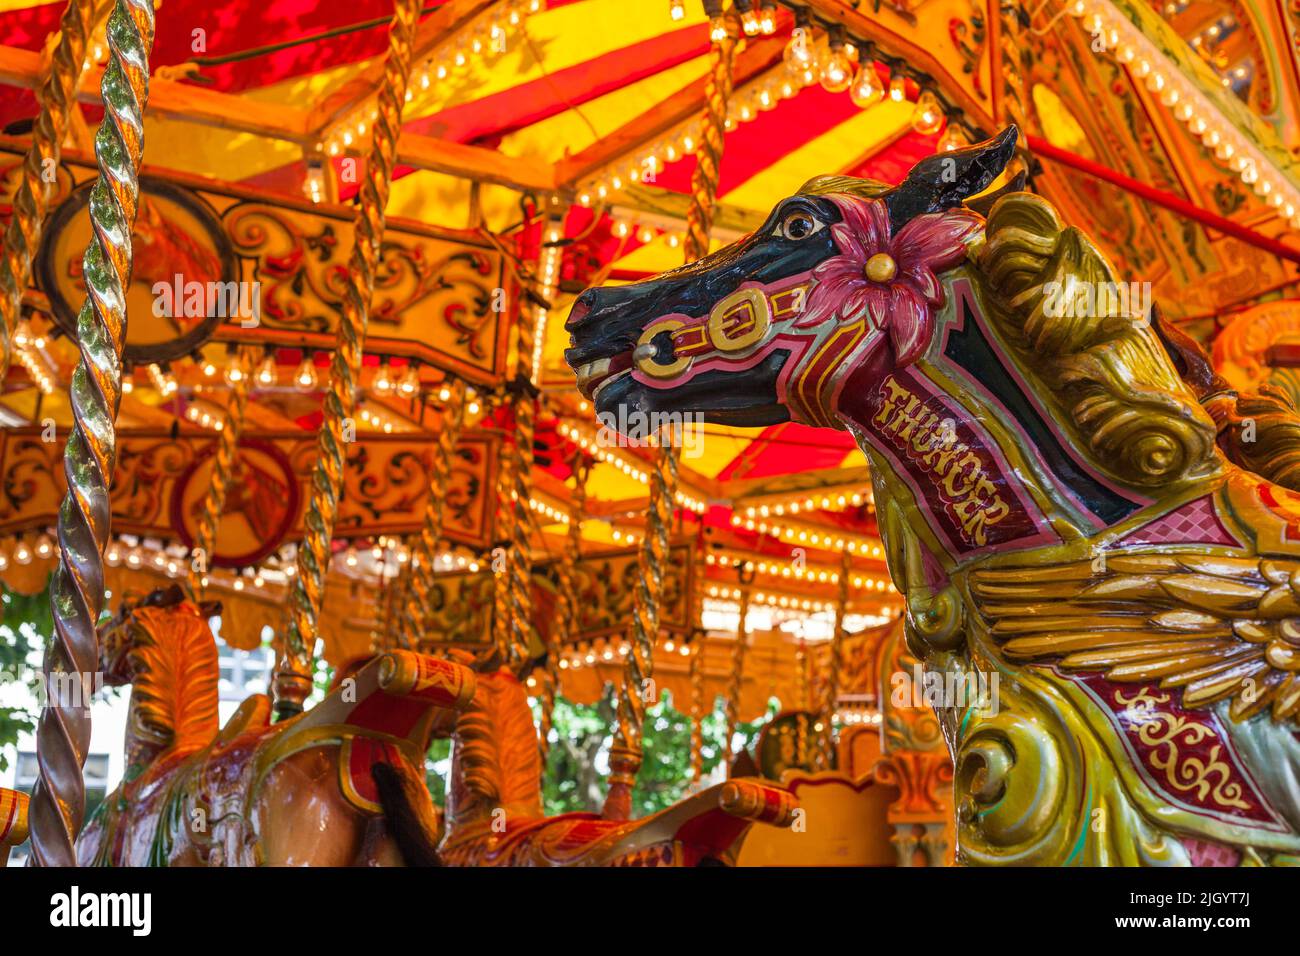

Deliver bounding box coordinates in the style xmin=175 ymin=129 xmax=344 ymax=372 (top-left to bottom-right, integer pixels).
xmin=565 ymin=296 xmax=592 ymax=331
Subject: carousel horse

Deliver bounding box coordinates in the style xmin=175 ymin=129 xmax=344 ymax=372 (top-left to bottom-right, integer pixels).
xmin=74 ymin=585 xmax=476 ymax=866
xmin=566 ymin=126 xmax=1300 ymax=865
xmin=438 ymin=668 xmax=799 ymax=865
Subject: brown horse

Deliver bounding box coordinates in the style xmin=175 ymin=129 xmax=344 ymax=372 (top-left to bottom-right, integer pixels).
xmin=439 ymin=668 xmax=799 ymax=866
xmin=75 ymin=586 xmax=475 ymax=866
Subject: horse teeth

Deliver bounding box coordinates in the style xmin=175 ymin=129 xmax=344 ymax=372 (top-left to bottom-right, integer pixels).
xmin=576 ymin=358 xmax=611 ymax=383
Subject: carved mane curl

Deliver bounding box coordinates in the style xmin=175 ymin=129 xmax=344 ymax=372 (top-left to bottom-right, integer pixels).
xmin=122 ymin=605 xmax=219 ymax=756
xmin=448 ymin=670 xmax=543 ymax=823
xmin=978 ymin=192 xmax=1219 ymax=488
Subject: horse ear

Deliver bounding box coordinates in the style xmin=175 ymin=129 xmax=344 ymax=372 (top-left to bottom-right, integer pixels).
xmin=1149 ymin=304 xmax=1226 ymax=399
xmin=883 ymin=125 xmax=1019 ymax=232
xmin=964 ymin=169 xmax=1027 ymax=218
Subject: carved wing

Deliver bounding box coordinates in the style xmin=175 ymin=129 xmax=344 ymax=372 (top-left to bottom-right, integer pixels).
xmin=969 ymin=553 xmax=1300 ymax=723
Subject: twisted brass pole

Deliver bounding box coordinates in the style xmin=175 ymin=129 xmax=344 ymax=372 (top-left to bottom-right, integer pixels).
xmin=29 ymin=0 xmax=154 ymax=867
xmin=504 ymin=381 xmax=537 ymax=669
xmin=602 ymin=18 xmax=735 ymax=820
xmin=795 ymin=637 xmax=809 ymax=767
xmin=723 ymin=584 xmax=751 ymax=775
xmin=539 ymin=454 xmax=588 ymax=762
xmin=187 ymin=346 xmax=253 ymax=602
xmin=0 ymin=0 xmax=108 ymax=383
xmin=815 ymin=549 xmax=852 ymax=770
xmin=689 ymin=634 xmax=705 ymax=782
xmin=683 ymin=16 xmax=737 ymax=262
xmin=404 ymin=377 xmax=467 ymax=647
xmin=275 ymin=0 xmax=421 ymax=718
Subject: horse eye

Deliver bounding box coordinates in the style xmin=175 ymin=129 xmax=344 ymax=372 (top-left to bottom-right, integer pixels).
xmin=778 ymin=211 xmax=820 ymax=240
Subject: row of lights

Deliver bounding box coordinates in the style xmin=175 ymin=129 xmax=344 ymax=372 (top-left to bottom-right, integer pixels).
xmin=0 ymin=531 xmax=56 ymax=572
xmin=729 ymin=512 xmax=883 ymax=556
xmin=10 ymin=321 xmax=57 ymax=395
xmin=529 ymin=495 xmax=572 ymax=526
xmin=183 ymin=400 xmax=227 ymax=432
xmin=705 ymin=550 xmax=895 ymax=592
xmin=357 ymin=405 xmax=401 ymax=434
xmin=373 ymin=362 xmax=422 ymax=399
xmin=576 ymin=56 xmax=808 ymax=208
xmin=740 ymin=487 xmax=872 ymax=517
xmin=706 ymin=583 xmax=832 ymax=613
xmin=556 ymin=420 xmax=709 ymax=514
xmin=783 ymin=26 xmax=955 ymax=145
xmin=578 ymin=14 xmax=965 ymax=211
xmin=323 ymin=0 xmax=545 ymax=161
xmin=835 ymin=708 xmax=882 ymax=726
xmin=1073 ymin=0 xmax=1300 ymax=228
xmin=556 ymin=635 xmax=694 ymax=672
xmin=530 ymin=216 xmax=565 ymax=385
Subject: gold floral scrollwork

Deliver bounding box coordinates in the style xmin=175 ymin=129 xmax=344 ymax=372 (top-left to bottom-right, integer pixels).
xmin=1116 ymin=688 xmax=1251 ymax=811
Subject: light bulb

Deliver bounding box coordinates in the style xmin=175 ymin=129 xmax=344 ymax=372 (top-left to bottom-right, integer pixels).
xmin=741 ymin=10 xmax=760 ymax=35
xmin=255 ymin=355 xmax=277 ymax=387
xmin=820 ymin=49 xmax=855 ymax=94
xmin=374 ymin=364 xmax=394 ymax=394
xmin=783 ymin=27 xmax=815 ymax=70
xmin=759 ymin=6 xmax=776 ymax=33
xmin=937 ymin=127 xmax=965 ymax=152
xmin=849 ymin=64 xmax=884 ymax=108
xmin=911 ymin=91 xmax=945 ymax=135
xmin=669 ymin=0 xmax=685 ymax=21
xmin=398 ymin=364 xmax=420 ymax=398
xmin=294 ymin=357 xmax=318 ymax=391
xmin=888 ymin=76 xmax=907 ymax=102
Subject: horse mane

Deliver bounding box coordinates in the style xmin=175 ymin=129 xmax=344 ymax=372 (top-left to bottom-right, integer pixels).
xmin=451 ymin=670 xmax=542 ymax=819
xmin=124 ymin=605 xmax=220 ymax=756
xmin=977 ymin=192 xmax=1219 ymax=489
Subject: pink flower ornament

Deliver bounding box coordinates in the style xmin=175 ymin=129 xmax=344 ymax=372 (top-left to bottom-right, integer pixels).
xmin=800 ymin=196 xmax=981 ymax=366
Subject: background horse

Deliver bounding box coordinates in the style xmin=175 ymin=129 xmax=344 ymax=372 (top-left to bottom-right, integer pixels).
xmin=567 ymin=127 xmax=1300 ymax=866
xmin=76 ymin=586 xmax=474 ymax=866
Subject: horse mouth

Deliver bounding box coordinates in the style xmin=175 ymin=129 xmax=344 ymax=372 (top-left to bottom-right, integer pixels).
xmin=573 ymin=352 xmax=634 ymax=400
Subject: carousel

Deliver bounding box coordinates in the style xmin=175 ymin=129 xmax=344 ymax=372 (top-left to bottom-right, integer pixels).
xmin=0 ymin=0 xmax=1297 ymax=870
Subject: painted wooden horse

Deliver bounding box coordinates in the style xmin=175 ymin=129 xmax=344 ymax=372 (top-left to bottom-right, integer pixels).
xmin=75 ymin=586 xmax=475 ymax=866
xmin=439 ymin=668 xmax=798 ymax=865
xmin=567 ymin=126 xmax=1300 ymax=865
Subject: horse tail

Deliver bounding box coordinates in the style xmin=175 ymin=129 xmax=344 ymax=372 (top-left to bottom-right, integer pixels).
xmin=371 ymin=761 xmax=442 ymax=867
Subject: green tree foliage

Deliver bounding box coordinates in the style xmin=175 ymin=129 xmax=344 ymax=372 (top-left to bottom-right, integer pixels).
xmin=0 ymin=580 xmax=47 ymax=772
xmin=424 ymin=683 xmax=779 ymax=818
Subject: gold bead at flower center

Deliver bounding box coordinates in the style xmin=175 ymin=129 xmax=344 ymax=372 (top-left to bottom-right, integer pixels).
xmin=865 ymin=252 xmax=897 ymax=283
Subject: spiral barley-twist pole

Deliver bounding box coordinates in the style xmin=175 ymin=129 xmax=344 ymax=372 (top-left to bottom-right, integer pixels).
xmin=815 ymin=549 xmax=853 ymax=770
xmin=187 ymin=346 xmax=254 ymax=602
xmin=0 ymin=0 xmax=109 ymax=383
xmin=539 ymin=454 xmax=589 ymax=762
xmin=689 ymin=634 xmax=705 ymax=782
xmin=504 ymin=381 xmax=536 ymax=668
xmin=275 ymin=0 xmax=421 ymax=718
xmin=29 ymin=0 xmax=154 ymax=867
xmin=683 ymin=16 xmax=737 ymax=263
xmin=404 ymin=377 xmax=467 ymax=647
xmin=602 ymin=18 xmax=734 ymax=820
xmin=723 ymin=584 xmax=752 ymax=775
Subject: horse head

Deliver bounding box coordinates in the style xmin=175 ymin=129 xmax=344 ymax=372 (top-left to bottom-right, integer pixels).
xmin=564 ymin=130 xmax=1300 ymax=865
